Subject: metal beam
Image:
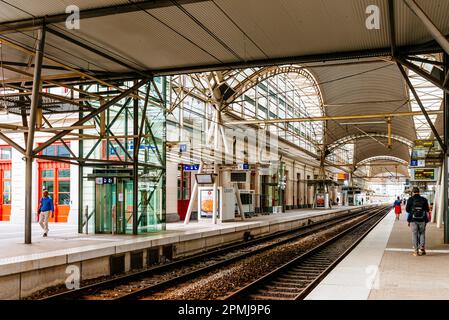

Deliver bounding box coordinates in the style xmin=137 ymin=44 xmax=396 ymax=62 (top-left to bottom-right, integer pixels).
xmin=41 ymin=116 xmax=78 ymax=160
xmin=397 ymin=62 xmax=446 ymax=152
xmin=0 ymin=36 xmax=146 ymax=101
xmin=225 ymin=110 xmax=443 ymax=125
xmin=151 ymin=41 xmax=446 ymax=76
xmin=0 ymin=0 xmax=209 ymax=33
xmin=388 ymin=0 xmax=396 ymax=57
xmin=397 ymin=57 xmax=449 ymax=94
xmin=33 ymin=78 xmax=148 ymax=155
xmin=405 ymin=55 xmax=444 ymax=66
xmin=45 ymin=27 xmax=149 ymax=78
xmin=403 ymin=0 xmax=449 ymax=56
xmin=0 ymin=132 xmax=25 ymax=154
xmin=34 ymin=154 xmax=134 ymax=166
xmin=25 ymin=27 xmax=45 ymax=244
xmin=327 ymin=162 xmax=407 ymax=167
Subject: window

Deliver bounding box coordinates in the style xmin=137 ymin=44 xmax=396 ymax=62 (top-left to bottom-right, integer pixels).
xmin=0 ymin=148 xmax=11 ymax=160
xmin=57 ymin=169 xmax=70 ymax=205
xmin=58 ymin=145 xmax=70 ymax=157
xmin=42 ymin=170 xmax=54 ymax=178
xmin=41 ymin=143 xmax=70 ymax=157
xmin=43 ymin=146 xmax=56 ymax=156
xmin=3 ymin=170 xmax=11 ymax=205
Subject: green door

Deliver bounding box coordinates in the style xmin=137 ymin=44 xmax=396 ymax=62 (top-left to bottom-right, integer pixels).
xmin=95 ymin=178 xmax=134 ymax=234
xmin=95 ymin=182 xmax=116 ymax=233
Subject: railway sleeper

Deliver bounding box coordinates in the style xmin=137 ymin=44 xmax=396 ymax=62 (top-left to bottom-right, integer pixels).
xmin=253 ymin=291 xmax=298 ymax=299
xmin=263 ymin=285 xmax=307 ymax=292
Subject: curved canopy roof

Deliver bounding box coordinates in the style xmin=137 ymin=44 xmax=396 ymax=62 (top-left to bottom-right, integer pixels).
xmin=0 ymin=0 xmax=448 ymax=75
xmin=0 ymin=0 xmax=447 ymax=179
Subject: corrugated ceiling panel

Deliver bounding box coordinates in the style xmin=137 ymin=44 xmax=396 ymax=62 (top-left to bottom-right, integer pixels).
xmin=0 ymin=2 xmax=30 ymax=22
xmin=355 ymin=139 xmax=410 ymax=164
xmin=309 ymin=61 xmax=416 ymax=144
xmin=396 ymin=0 xmax=449 ymax=46
xmin=59 ymin=10 xmax=221 ymax=70
xmin=151 ymin=5 xmax=236 ymax=63
xmin=214 ymin=0 xmax=390 ymax=58
xmin=182 ymin=1 xmax=267 ymax=61
xmin=0 ymin=0 xmax=129 ymax=22
xmin=2 ymin=29 xmax=132 ymax=73
xmin=370 ymin=164 xmax=409 ymax=177
xmin=0 ymin=0 xmax=448 ymax=73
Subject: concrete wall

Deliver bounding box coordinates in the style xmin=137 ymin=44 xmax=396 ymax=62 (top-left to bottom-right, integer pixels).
xmin=0 ymin=206 xmax=371 ymax=299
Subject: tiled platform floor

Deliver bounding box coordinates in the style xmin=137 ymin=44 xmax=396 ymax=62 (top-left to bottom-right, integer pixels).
xmin=0 ymin=205 xmax=357 ymax=263
xmin=305 ymin=209 xmax=449 ymax=300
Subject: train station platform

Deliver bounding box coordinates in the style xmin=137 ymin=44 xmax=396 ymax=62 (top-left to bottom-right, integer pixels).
xmin=0 ymin=205 xmax=371 ymax=299
xmin=305 ymin=209 xmax=449 ymax=300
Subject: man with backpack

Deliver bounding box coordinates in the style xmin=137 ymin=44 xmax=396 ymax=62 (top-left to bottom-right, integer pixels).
xmin=406 ymin=187 xmax=430 ymax=256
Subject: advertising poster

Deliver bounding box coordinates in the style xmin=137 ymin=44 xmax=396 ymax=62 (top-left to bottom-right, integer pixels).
xmin=316 ymin=193 xmax=325 ymax=208
xmin=198 ymin=188 xmax=220 ymax=219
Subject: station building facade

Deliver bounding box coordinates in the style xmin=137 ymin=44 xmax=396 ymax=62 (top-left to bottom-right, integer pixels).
xmin=0 ymin=69 xmax=358 ymax=230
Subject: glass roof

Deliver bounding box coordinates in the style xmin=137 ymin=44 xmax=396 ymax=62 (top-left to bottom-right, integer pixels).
xmin=409 ymin=55 xmax=443 ymax=140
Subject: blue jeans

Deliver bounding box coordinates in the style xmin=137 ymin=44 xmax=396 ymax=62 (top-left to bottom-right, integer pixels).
xmin=411 ymin=221 xmax=426 ymax=250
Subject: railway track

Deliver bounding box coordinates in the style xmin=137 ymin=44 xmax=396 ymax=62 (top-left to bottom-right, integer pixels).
xmin=224 ymin=206 xmax=390 ymax=300
xmin=42 ymin=205 xmax=387 ymax=300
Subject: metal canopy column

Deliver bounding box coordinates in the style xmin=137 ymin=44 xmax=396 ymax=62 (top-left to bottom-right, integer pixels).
xmin=133 ymin=93 xmax=139 ymax=235
xmin=25 ymin=26 xmax=45 ymax=244
xmin=444 ymin=53 xmax=449 ymax=243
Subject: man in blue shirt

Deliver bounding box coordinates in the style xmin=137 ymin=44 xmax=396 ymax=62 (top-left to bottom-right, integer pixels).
xmin=38 ymin=190 xmax=54 ymax=237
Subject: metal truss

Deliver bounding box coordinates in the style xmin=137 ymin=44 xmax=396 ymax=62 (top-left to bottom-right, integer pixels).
xmin=328 ymin=133 xmax=414 ymax=151
xmin=0 ymin=25 xmax=167 ymax=242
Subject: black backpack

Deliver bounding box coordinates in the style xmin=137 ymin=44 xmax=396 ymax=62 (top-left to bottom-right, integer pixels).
xmin=411 ymin=197 xmax=426 ymax=221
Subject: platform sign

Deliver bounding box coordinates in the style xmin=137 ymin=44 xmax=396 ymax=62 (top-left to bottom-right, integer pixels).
xmin=414 ymin=139 xmax=434 ymax=148
xmin=127 ymin=142 xmax=157 ymax=151
xmin=412 ymin=168 xmax=436 ymax=181
xmin=103 ymin=177 xmax=114 ymax=184
xmin=95 ymin=177 xmax=115 ymax=185
xmin=410 ymin=159 xmax=425 ymax=167
xmin=411 ymin=149 xmax=426 ymax=159
xmin=184 ymin=164 xmax=200 ymax=171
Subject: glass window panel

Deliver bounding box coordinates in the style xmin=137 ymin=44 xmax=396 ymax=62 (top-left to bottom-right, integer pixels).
xmin=43 ymin=145 xmax=56 ymax=156
xmin=1 ymin=148 xmax=11 ymax=160
xmin=42 ymin=181 xmax=54 ymax=193
xmin=4 ymin=170 xmax=10 ymax=179
xmin=58 ymin=193 xmax=70 ymax=205
xmin=58 ymin=181 xmax=70 ymax=193
xmin=58 ymin=169 xmax=70 ymax=178
xmin=57 ymin=145 xmax=70 ymax=157
xmin=3 ymin=181 xmax=10 ymax=193
xmin=42 ymin=169 xmax=54 ymax=178
xmin=3 ymin=193 xmax=10 ymax=204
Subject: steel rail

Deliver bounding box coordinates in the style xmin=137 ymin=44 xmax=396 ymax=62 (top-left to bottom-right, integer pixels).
xmin=41 ymin=205 xmax=381 ymax=300
xmin=224 ymin=206 xmax=390 ymax=300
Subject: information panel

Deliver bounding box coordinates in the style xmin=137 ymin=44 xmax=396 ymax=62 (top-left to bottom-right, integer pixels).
xmin=413 ymin=168 xmax=435 ymax=181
